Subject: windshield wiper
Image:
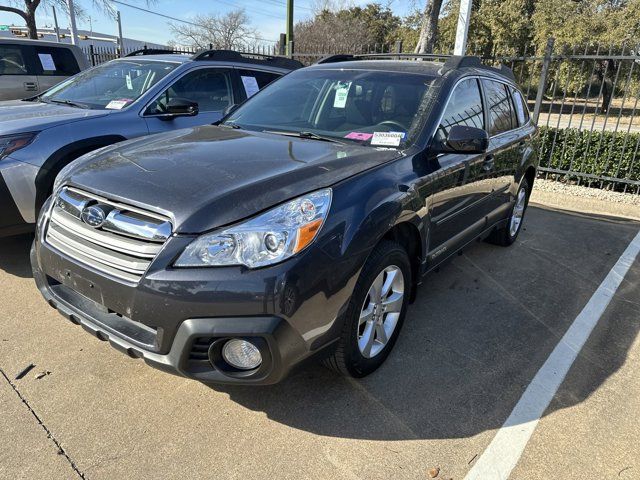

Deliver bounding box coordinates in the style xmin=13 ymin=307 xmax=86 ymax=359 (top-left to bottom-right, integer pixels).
xmin=220 ymin=121 xmax=242 ymax=129
xmin=263 ymin=130 xmax=345 ymax=145
xmin=47 ymin=99 xmax=89 ymax=109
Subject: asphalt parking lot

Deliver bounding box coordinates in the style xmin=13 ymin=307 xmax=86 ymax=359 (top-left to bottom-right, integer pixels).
xmin=1 ymin=202 xmax=639 ymax=480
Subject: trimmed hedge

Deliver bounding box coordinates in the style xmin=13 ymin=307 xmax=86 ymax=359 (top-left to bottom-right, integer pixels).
xmin=538 ymin=126 xmax=640 ymax=187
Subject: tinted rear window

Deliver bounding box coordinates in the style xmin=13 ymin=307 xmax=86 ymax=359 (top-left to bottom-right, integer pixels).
xmin=34 ymin=46 xmax=80 ymax=76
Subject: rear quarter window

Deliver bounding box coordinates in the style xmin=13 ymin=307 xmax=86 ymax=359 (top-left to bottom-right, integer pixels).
xmin=34 ymin=46 xmax=80 ymax=76
xmin=510 ymin=86 xmax=530 ymax=126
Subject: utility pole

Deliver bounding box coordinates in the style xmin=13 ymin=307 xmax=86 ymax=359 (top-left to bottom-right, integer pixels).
xmin=66 ymin=0 xmax=78 ymax=45
xmin=286 ymin=0 xmax=294 ymax=56
xmin=453 ymin=0 xmax=472 ymax=55
xmin=52 ymin=6 xmax=61 ymax=43
xmin=116 ymin=11 xmax=124 ymax=57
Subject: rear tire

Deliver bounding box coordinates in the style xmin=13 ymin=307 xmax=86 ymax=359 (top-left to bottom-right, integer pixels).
xmin=487 ymin=178 xmax=530 ymax=247
xmin=324 ymin=240 xmax=412 ymax=378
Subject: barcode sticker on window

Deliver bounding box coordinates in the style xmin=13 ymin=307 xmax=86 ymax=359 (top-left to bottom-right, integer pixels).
xmin=371 ymin=131 xmax=405 ymax=147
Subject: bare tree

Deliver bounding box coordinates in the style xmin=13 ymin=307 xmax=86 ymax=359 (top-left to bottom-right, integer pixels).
xmin=0 ymin=0 xmax=149 ymax=40
xmin=414 ymin=0 xmax=444 ymax=53
xmin=169 ymin=9 xmax=257 ymax=50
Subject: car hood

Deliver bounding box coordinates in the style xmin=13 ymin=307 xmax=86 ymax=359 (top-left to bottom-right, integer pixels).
xmin=62 ymin=125 xmax=402 ymax=233
xmin=0 ymin=100 xmax=110 ymax=133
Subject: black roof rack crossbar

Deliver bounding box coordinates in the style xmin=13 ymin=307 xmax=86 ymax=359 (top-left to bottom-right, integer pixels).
xmin=125 ymin=48 xmax=189 ymax=57
xmin=442 ymin=56 xmax=516 ymax=81
xmin=316 ymin=54 xmax=356 ymax=64
xmin=191 ymin=49 xmax=302 ymax=70
xmin=314 ymin=53 xmax=516 ymax=81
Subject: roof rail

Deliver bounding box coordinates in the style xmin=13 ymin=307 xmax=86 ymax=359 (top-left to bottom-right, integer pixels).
xmin=314 ymin=53 xmax=516 ymax=81
xmin=316 ymin=54 xmax=356 ymax=64
xmin=191 ymin=49 xmax=303 ymax=70
xmin=125 ymin=48 xmax=189 ymax=57
xmin=442 ymin=55 xmax=516 ymax=81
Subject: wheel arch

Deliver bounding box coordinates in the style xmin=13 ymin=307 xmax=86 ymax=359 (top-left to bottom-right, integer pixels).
xmin=34 ymin=135 xmax=127 ymax=212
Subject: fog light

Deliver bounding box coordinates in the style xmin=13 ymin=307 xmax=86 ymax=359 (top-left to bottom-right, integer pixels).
xmin=222 ymin=339 xmax=262 ymax=370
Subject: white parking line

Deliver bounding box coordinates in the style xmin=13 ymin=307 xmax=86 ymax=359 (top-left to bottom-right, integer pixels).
xmin=465 ymin=230 xmax=640 ymax=480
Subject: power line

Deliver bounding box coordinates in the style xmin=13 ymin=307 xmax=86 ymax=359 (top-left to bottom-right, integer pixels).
xmin=110 ymin=0 xmax=279 ymax=43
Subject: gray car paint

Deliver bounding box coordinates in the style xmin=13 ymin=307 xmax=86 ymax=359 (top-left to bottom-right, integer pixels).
xmin=0 ymin=55 xmax=292 ymax=227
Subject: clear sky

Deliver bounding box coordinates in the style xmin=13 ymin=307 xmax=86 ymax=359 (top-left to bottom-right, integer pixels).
xmin=0 ymin=0 xmax=416 ymax=46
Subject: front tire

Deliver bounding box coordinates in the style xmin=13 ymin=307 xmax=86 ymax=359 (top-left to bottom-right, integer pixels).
xmin=324 ymin=240 xmax=412 ymax=378
xmin=487 ymin=178 xmax=530 ymax=247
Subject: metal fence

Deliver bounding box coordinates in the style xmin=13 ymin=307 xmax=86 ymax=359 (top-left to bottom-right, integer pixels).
xmin=80 ymin=39 xmax=640 ymax=193
xmin=488 ymin=39 xmax=640 ymax=193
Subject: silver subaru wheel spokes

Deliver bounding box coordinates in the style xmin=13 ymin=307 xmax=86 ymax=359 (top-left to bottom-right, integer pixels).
xmin=358 ymin=265 xmax=405 ymax=359
xmin=509 ymin=187 xmax=527 ymax=237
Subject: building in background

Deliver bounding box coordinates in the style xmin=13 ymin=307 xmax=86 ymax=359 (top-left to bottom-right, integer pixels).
xmin=0 ymin=25 xmax=165 ymax=50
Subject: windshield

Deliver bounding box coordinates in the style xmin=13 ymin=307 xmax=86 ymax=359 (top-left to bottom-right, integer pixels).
xmin=225 ymin=68 xmax=436 ymax=147
xmin=40 ymin=60 xmax=179 ymax=110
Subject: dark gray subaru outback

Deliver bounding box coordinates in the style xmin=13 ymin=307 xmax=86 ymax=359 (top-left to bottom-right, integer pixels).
xmin=32 ymin=55 xmax=538 ymax=385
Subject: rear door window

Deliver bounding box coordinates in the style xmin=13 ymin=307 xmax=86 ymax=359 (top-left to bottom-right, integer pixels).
xmin=33 ymin=46 xmax=80 ymax=76
xmin=482 ymin=79 xmax=515 ymax=135
xmin=437 ymin=78 xmax=484 ymax=140
xmin=237 ymin=69 xmax=281 ymax=98
xmin=0 ymin=45 xmax=31 ymax=75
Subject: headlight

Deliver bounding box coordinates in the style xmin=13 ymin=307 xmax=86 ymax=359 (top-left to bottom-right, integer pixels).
xmin=175 ymin=189 xmax=332 ymax=268
xmin=0 ymin=132 xmax=38 ymax=160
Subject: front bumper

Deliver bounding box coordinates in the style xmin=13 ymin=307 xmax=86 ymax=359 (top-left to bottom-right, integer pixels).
xmin=0 ymin=158 xmax=38 ymax=236
xmin=31 ymin=204 xmax=356 ymax=384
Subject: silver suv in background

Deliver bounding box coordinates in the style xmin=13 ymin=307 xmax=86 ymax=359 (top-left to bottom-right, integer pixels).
xmin=0 ymin=49 xmax=301 ymax=236
xmin=0 ymin=38 xmax=89 ymax=101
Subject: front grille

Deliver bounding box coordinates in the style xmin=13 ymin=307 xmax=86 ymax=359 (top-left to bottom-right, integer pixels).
xmin=45 ymin=187 xmax=172 ymax=283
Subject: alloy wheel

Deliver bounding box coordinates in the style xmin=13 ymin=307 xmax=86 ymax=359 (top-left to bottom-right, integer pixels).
xmin=357 ymin=265 xmax=405 ymax=359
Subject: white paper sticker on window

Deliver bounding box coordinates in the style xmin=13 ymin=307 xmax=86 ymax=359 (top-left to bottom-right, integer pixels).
xmin=333 ymin=82 xmax=352 ymax=108
xmin=105 ymin=100 xmax=129 ymax=110
xmin=371 ymin=131 xmax=405 ymax=147
xmin=125 ymin=74 xmax=133 ymax=90
xmin=38 ymin=53 xmax=56 ymax=71
xmin=241 ymin=76 xmax=260 ymax=98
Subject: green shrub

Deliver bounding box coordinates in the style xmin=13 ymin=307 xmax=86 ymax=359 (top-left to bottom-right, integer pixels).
xmin=538 ymin=126 xmax=640 ymax=185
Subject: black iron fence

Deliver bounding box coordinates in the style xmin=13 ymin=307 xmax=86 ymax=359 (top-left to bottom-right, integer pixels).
xmin=80 ymin=39 xmax=640 ymax=193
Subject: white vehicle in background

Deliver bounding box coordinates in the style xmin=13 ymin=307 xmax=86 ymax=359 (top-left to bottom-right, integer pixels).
xmin=0 ymin=38 xmax=89 ymax=101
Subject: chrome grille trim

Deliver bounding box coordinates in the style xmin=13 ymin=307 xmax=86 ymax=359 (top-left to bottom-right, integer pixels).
xmin=45 ymin=187 xmax=172 ymax=283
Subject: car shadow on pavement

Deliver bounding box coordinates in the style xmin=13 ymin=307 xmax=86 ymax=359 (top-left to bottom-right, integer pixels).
xmin=216 ymin=206 xmax=640 ymax=441
xmin=0 ymin=234 xmax=34 ymax=279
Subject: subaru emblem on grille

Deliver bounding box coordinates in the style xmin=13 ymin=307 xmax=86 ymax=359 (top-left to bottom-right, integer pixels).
xmin=81 ymin=205 xmax=107 ymax=228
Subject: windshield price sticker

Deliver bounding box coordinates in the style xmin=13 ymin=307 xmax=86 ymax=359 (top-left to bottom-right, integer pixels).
xmin=345 ymin=132 xmax=373 ymax=141
xmin=333 ymin=82 xmax=352 ymax=108
xmin=371 ymin=131 xmax=405 ymax=147
xmin=125 ymin=74 xmax=133 ymax=90
xmin=105 ymin=99 xmax=130 ymax=110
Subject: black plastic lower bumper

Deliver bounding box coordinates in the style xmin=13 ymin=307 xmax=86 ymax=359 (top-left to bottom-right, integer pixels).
xmin=31 ymin=243 xmax=315 ymax=385
xmin=0 ymin=172 xmax=32 ymax=237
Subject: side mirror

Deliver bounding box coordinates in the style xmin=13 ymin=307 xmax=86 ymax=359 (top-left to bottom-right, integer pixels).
xmin=165 ymin=98 xmax=199 ymax=117
xmin=444 ymin=125 xmax=488 ymax=154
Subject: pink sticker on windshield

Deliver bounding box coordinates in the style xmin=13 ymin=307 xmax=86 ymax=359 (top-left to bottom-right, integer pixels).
xmin=345 ymin=132 xmax=373 ymax=141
